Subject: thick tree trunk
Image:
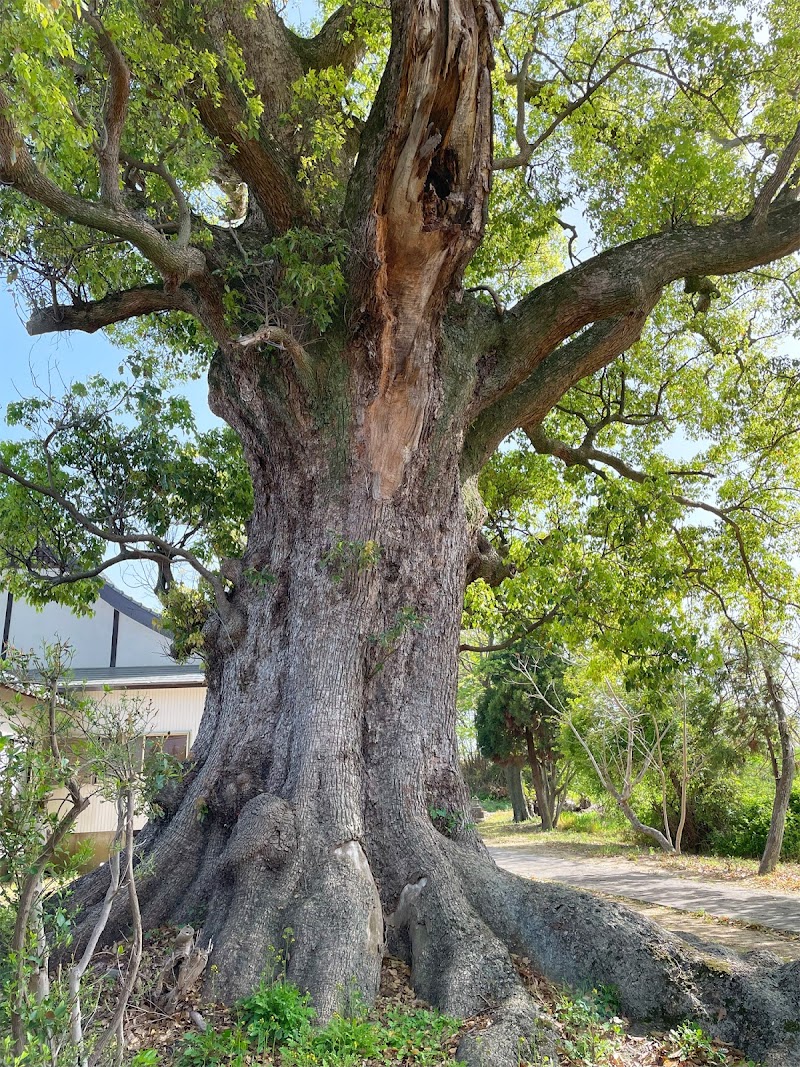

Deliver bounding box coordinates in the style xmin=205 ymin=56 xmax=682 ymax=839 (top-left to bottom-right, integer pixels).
xmin=60 ymin=2 xmax=800 ymax=1055
xmin=503 ymin=763 xmax=530 ymax=823
xmin=65 ymin=456 xmax=800 ymax=1066
xmin=759 ymin=670 xmax=796 ymax=876
xmin=68 ymin=439 xmax=800 ymax=1063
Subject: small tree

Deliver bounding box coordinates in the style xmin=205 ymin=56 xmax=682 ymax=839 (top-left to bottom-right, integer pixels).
xmin=720 ymin=636 xmax=800 ymax=875
xmin=758 ymin=666 xmax=797 ymax=876
xmin=0 ymin=643 xmax=180 ymax=1066
xmin=559 ymin=674 xmax=678 ymax=853
xmin=475 ymin=641 xmax=572 ymax=829
xmin=474 ymin=692 xmax=530 ymax=823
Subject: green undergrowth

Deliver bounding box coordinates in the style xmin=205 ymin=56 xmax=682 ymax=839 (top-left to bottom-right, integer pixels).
xmin=546 ymin=986 xmax=755 ymax=1067
xmin=162 ymin=977 xmax=755 ymax=1067
xmin=168 ymin=978 xmax=462 ymax=1066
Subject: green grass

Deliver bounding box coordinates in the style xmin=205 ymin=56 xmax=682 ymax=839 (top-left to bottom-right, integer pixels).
xmin=479 ymin=807 xmax=639 ymax=855
xmin=474 ymin=796 xmax=512 ymax=812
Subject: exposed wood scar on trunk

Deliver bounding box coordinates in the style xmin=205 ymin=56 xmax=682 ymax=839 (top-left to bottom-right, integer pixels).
xmin=362 ymin=0 xmax=500 ymax=498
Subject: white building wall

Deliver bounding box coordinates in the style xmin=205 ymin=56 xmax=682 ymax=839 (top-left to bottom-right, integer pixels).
xmin=7 ymin=595 xmax=116 ymax=668
xmin=52 ymin=685 xmax=207 ymax=835
xmin=114 ymin=611 xmax=171 ymax=667
xmin=2 ymin=587 xmax=171 ymax=669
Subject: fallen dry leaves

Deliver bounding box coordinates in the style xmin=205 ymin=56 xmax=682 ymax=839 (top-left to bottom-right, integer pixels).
xmin=96 ymin=930 xmax=755 ymax=1066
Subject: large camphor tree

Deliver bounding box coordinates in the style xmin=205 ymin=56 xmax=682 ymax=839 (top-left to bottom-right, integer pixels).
xmin=3 ymin=0 xmax=800 ymax=1061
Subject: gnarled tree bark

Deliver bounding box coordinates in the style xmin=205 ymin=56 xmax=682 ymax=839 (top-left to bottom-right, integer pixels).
xmin=5 ymin=1 xmax=800 ymax=1063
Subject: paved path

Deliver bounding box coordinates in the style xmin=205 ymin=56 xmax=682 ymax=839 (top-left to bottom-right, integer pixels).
xmin=489 ymin=844 xmax=800 ymax=935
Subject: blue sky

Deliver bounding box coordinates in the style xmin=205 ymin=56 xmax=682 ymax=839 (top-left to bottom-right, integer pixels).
xmin=0 ymin=285 xmax=221 ymax=607
xmin=0 ymin=286 xmax=219 ymax=438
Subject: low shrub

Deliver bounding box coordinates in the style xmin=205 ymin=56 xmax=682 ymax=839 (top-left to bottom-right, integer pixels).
xmin=176 ymin=1027 xmax=249 ymax=1067
xmin=476 ymin=796 xmax=512 ymax=812
xmin=708 ymin=789 xmax=800 ymax=861
xmin=284 ymin=1011 xmax=382 ymax=1065
xmin=381 ymin=1006 xmax=461 ymax=1064
xmin=558 ymin=810 xmax=605 ymax=834
xmin=237 ymin=978 xmax=315 ymax=1051
xmin=552 ymin=987 xmax=624 ymax=1065
xmin=461 ymin=754 xmax=507 ymax=799
xmin=174 ymin=978 xmax=463 ymax=1067
xmin=557 ymin=808 xmax=631 ymax=838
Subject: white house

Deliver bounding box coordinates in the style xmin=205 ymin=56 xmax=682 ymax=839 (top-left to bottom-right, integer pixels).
xmin=0 ymin=582 xmax=206 ymax=865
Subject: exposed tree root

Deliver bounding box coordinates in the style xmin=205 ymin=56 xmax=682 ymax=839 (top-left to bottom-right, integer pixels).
xmin=444 ymin=845 xmax=800 ymax=1066
xmin=66 ymin=809 xmax=800 ymax=1067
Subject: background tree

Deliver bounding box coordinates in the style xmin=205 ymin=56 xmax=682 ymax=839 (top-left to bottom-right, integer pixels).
xmin=476 ymin=641 xmax=572 ymax=829
xmin=3 ymin=0 xmax=800 ymax=1059
xmin=474 ymin=672 xmax=531 ymax=823
xmin=720 ymin=635 xmax=799 ymax=875
xmin=758 ymin=666 xmax=796 ymax=875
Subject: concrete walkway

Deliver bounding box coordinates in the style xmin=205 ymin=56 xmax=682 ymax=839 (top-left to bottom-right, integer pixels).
xmin=489 ymin=844 xmax=800 ymax=935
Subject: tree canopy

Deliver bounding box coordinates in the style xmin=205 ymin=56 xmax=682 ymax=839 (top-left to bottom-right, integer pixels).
xmin=2 ymin=0 xmax=800 ymax=621
xmin=4 ymin=0 xmax=800 ymax=1061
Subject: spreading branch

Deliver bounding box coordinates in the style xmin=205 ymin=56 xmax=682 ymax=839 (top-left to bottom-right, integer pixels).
xmin=464 ymin=300 xmax=658 ymax=475
xmin=0 ymin=87 xmax=206 ymax=283
xmin=120 ymin=153 xmax=191 ymax=248
xmin=493 ymin=46 xmax=666 ymax=172
xmin=25 ymin=284 xmax=192 ymax=336
xmin=459 ymin=605 xmax=562 ymax=653
xmin=467 ymin=198 xmax=800 ymax=455
xmin=750 ymin=121 xmax=800 ymax=225
xmin=0 ymin=458 xmax=228 ymax=615
xmin=493 ymin=52 xmax=534 ymax=171
xmin=525 ymin=423 xmax=784 ymax=605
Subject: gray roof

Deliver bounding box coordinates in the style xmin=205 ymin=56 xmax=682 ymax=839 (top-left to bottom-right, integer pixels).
xmin=99 ymin=582 xmax=162 ymax=630
xmin=62 ymin=664 xmax=206 ymax=690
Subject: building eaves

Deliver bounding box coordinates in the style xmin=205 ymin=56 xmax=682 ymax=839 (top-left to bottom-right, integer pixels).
xmin=63 ymin=664 xmax=206 ymax=690
xmin=99 ymin=582 xmax=162 ymax=631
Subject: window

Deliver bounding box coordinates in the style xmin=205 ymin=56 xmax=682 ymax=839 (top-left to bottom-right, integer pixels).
xmin=144 ymin=732 xmax=189 ymax=761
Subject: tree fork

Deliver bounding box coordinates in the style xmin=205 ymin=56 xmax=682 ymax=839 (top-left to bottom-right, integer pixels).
xmin=7 ymin=2 xmax=800 ymax=1064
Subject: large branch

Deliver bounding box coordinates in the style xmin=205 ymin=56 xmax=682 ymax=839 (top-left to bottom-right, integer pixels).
xmin=25 ymin=285 xmax=192 ymax=336
xmin=162 ymin=0 xmax=310 ymax=232
xmin=0 ymin=88 xmax=206 ymax=283
xmin=288 ymin=3 xmax=366 ymax=74
xmin=475 ymin=200 xmax=800 ymax=424
xmin=463 ymin=301 xmax=657 ymax=475
xmin=81 ymin=9 xmax=130 ymax=209
xmin=194 ymin=89 xmax=308 ymax=233
xmin=749 ymin=121 xmax=800 ymax=225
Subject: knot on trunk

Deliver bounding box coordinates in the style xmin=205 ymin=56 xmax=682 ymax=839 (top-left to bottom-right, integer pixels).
xmin=220 ymin=793 xmax=297 ymax=871
xmin=466 ymin=531 xmax=515 ymax=587
xmin=209 ymin=762 xmax=263 ymax=823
